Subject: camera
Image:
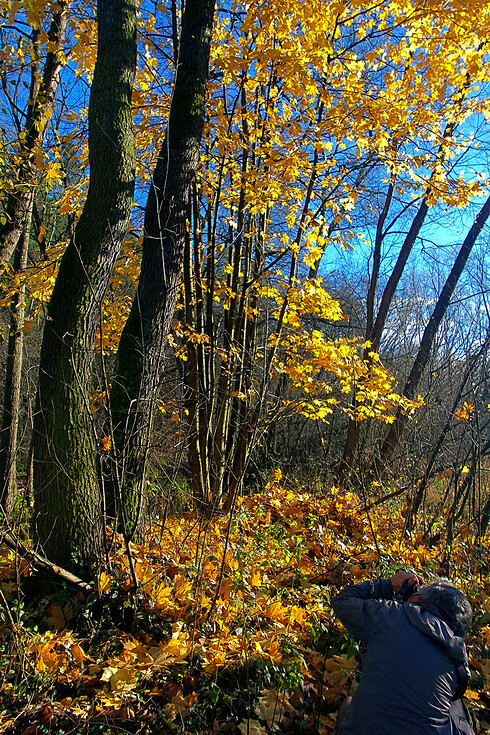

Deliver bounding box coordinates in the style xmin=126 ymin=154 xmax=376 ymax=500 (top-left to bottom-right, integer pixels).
xmin=398 ymin=579 xmax=419 ymax=602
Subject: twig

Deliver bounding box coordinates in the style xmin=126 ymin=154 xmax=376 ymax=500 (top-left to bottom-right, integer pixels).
xmin=363 ymin=485 xmax=407 ymax=511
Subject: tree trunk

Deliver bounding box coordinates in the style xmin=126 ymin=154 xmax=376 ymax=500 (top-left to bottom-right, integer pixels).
xmin=0 ymin=193 xmax=33 ymax=512
xmin=339 ymin=122 xmax=459 ymax=485
xmin=376 ymin=194 xmax=490 ymax=474
xmin=339 ymin=179 xmax=397 ymax=484
xmin=0 ymin=5 xmax=68 ymax=267
xmin=406 ymin=328 xmax=490 ymax=533
xmin=110 ymin=0 xmax=216 ymax=537
xmin=32 ymin=0 xmax=137 ymax=574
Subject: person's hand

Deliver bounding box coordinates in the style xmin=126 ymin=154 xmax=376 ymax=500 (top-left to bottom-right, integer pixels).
xmin=390 ymin=570 xmax=424 ymax=593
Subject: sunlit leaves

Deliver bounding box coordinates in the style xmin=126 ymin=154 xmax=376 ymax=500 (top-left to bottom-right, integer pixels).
xmin=455 ymin=401 xmax=475 ymax=422
xmin=2 ymin=477 xmax=490 ymax=731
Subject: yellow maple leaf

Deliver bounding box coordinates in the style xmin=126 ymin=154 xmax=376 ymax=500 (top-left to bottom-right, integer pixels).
xmin=98 ymin=571 xmax=111 ymax=594
xmin=99 ymin=436 xmax=112 ymax=452
xmin=250 ymin=568 xmax=262 ymax=587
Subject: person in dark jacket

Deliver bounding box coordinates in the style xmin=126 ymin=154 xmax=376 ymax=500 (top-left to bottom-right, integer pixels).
xmin=331 ymin=570 xmax=472 ymax=735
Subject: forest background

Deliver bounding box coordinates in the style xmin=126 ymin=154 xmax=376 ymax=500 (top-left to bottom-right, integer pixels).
xmin=1 ymin=0 xmax=490 ymax=732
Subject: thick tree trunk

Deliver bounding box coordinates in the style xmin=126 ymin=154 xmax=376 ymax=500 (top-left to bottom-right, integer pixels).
xmin=110 ymin=0 xmax=216 ymax=537
xmin=32 ymin=0 xmax=136 ymax=574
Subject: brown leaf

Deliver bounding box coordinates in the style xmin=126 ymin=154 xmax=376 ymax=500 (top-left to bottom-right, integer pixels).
xmin=1 ymin=580 xmax=17 ymax=602
xmin=161 ymin=682 xmax=181 ymax=701
xmin=164 ymin=691 xmax=198 ymax=719
xmin=42 ymin=704 xmax=55 ymax=725
xmin=45 ymin=602 xmax=74 ymax=630
xmin=20 ymin=727 xmax=37 ymax=735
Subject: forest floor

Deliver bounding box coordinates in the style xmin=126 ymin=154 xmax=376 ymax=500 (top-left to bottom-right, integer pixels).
xmin=0 ymin=477 xmax=489 ymax=734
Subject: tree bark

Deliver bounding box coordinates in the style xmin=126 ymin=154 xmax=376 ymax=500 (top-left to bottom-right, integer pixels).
xmin=110 ymin=0 xmax=216 ymax=537
xmin=0 ymin=531 xmax=94 ymax=595
xmin=32 ymin=0 xmax=137 ymax=574
xmin=0 ymin=192 xmax=33 ymax=512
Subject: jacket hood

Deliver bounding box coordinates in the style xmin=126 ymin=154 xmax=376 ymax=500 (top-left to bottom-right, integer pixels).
xmin=404 ymin=602 xmax=467 ymax=664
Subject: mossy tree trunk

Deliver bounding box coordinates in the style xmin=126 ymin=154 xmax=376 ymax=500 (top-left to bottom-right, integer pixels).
xmin=32 ymin=0 xmax=137 ymax=574
xmin=110 ymin=0 xmax=216 ymax=537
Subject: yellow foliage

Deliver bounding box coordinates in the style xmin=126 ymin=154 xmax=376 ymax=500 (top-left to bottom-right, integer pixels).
xmin=455 ymin=402 xmax=475 ymax=422
xmin=2 ymin=477 xmax=490 ymax=729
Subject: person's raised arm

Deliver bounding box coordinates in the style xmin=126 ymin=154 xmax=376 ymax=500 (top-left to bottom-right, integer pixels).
xmin=331 ymin=570 xmax=424 ymax=640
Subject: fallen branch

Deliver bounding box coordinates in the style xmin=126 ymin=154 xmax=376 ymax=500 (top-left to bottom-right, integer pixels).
xmin=0 ymin=531 xmax=94 ymax=594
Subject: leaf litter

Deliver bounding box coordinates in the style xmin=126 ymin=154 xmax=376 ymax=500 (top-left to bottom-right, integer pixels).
xmin=1 ymin=482 xmax=490 ymax=733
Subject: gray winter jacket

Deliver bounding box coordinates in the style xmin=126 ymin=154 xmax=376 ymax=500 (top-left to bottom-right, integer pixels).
xmin=332 ymin=578 xmax=468 ymax=734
